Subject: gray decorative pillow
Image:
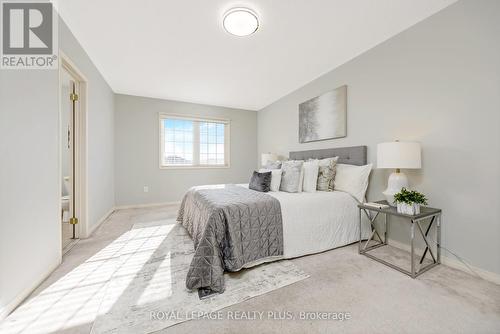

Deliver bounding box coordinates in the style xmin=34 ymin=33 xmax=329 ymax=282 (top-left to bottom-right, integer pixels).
xmin=280 ymin=160 xmax=304 ymax=193
xmin=317 ymin=157 xmax=339 ymax=191
xmin=249 ymin=171 xmax=272 ymax=192
xmin=263 ymin=161 xmax=282 ymax=169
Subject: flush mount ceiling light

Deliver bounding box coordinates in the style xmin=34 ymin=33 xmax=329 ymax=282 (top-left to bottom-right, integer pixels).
xmin=223 ymin=8 xmax=259 ymax=36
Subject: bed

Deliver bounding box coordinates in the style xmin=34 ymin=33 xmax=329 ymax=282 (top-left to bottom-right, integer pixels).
xmin=177 ymin=146 xmax=371 ymax=296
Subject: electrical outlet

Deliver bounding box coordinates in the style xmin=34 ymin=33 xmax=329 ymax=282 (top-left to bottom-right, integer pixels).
xmin=143 ymin=186 xmax=149 ymax=193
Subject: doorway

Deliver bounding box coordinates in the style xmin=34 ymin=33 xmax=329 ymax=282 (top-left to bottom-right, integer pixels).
xmin=60 ymin=54 xmax=88 ymax=254
xmin=60 ymin=68 xmax=76 ymax=250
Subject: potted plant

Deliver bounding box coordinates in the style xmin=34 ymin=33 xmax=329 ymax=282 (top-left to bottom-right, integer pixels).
xmin=393 ymin=188 xmax=428 ymax=215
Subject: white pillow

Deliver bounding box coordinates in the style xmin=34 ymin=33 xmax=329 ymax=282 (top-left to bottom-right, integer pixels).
xmin=302 ymin=160 xmax=319 ymax=192
xmin=334 ymin=163 xmax=373 ymax=202
xmin=259 ymin=169 xmax=283 ymax=192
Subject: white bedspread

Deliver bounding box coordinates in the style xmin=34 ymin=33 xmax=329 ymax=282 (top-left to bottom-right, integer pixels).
xmin=235 ymin=184 xmax=371 ymax=259
xmin=267 ymin=190 xmax=372 ymax=258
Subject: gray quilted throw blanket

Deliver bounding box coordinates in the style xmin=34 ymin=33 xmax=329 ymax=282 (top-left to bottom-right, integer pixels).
xmin=177 ymin=184 xmax=283 ymax=294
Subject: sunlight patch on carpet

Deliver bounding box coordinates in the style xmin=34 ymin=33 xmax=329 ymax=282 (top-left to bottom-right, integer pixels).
xmin=91 ymin=220 xmax=309 ymax=333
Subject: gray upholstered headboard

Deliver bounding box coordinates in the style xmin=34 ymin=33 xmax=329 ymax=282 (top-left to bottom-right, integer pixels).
xmin=289 ymin=146 xmax=367 ymax=165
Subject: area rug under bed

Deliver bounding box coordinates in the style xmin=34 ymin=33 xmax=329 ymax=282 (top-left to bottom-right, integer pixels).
xmin=91 ymin=219 xmax=309 ymax=333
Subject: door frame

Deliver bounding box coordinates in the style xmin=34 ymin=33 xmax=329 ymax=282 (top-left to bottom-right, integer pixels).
xmin=58 ymin=51 xmax=89 ymax=243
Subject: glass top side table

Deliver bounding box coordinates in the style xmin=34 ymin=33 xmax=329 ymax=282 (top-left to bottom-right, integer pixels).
xmin=358 ymin=200 xmax=442 ymax=278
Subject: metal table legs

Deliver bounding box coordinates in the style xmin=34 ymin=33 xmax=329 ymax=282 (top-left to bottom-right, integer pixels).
xmin=359 ymin=209 xmax=441 ymax=278
xmin=358 ymin=208 xmax=385 ymax=253
xmin=410 ymin=214 xmax=441 ymax=277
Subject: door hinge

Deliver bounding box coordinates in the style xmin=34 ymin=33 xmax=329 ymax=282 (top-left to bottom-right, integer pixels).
xmin=69 ymin=217 xmax=79 ymax=225
xmin=70 ymin=93 xmax=79 ymax=101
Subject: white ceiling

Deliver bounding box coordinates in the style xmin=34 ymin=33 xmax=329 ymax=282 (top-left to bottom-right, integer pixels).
xmin=55 ymin=0 xmax=456 ymax=110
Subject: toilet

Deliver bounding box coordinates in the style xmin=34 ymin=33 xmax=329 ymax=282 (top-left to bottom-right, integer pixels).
xmin=61 ymin=176 xmax=71 ymax=222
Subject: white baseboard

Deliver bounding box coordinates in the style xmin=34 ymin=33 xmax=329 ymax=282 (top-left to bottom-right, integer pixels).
xmin=85 ymin=207 xmax=116 ymax=238
xmin=114 ymin=201 xmax=181 ymax=210
xmin=387 ymin=238 xmax=500 ymax=285
xmin=0 ymin=256 xmax=61 ymax=322
xmin=85 ymin=202 xmax=180 ymax=237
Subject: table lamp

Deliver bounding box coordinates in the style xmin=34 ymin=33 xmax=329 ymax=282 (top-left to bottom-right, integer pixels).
xmin=377 ymin=141 xmax=421 ymax=206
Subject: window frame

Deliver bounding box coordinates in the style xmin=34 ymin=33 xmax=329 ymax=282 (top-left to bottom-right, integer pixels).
xmin=159 ymin=113 xmax=231 ymax=169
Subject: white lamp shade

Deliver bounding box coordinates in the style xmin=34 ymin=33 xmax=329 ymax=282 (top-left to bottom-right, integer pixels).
xmin=261 ymin=153 xmax=277 ymax=166
xmin=377 ymin=142 xmax=421 ymax=169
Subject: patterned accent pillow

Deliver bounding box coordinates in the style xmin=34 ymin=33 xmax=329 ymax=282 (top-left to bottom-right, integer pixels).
xmin=317 ymin=157 xmax=339 ymax=191
xmin=279 ymin=160 xmax=304 ymax=193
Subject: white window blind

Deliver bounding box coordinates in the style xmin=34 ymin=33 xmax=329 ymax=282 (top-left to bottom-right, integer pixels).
xmin=159 ymin=114 xmax=230 ymax=168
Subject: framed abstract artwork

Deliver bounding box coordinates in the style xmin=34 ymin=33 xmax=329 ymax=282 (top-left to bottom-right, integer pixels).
xmin=299 ymin=85 xmax=347 ymax=143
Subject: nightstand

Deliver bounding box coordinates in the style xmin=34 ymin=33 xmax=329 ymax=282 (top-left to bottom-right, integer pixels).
xmin=358 ymin=200 xmax=442 ymax=278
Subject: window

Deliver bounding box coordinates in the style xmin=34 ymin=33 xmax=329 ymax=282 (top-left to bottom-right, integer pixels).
xmin=160 ymin=114 xmax=230 ymax=168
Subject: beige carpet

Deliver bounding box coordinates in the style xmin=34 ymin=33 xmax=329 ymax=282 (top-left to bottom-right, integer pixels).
xmin=1 ymin=205 xmax=499 ymax=334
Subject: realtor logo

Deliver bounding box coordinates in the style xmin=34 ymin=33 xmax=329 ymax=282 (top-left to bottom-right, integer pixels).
xmin=1 ymin=1 xmax=58 ymax=69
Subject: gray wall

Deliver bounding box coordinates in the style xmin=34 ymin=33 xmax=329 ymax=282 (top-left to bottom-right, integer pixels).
xmin=0 ymin=17 xmax=115 ymax=319
xmin=114 ymin=94 xmax=257 ymax=206
xmin=257 ymin=0 xmax=500 ymax=275
xmin=0 ymin=68 xmax=60 ymax=320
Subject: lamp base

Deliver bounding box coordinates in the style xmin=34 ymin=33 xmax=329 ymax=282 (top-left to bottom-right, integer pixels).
xmin=383 ymin=171 xmax=409 ymax=206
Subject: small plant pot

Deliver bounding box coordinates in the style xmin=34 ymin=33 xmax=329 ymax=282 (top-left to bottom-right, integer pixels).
xmin=397 ymin=203 xmax=421 ymax=215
